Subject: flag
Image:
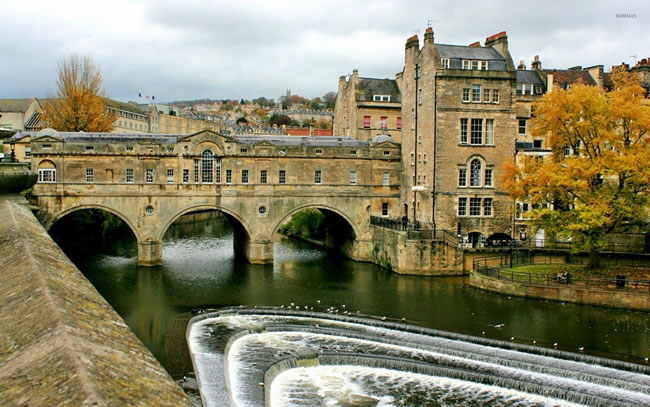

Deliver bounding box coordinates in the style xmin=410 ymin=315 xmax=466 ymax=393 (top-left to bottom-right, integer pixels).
xmin=152 ymin=96 xmax=155 ymax=100
xmin=138 ymin=92 xmax=142 ymax=97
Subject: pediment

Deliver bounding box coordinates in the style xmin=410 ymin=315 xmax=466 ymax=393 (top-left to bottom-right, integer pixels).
xmin=371 ymin=140 xmax=400 ymax=148
xmin=31 ymin=135 xmax=63 ymax=143
xmin=179 ymin=129 xmax=233 ymax=144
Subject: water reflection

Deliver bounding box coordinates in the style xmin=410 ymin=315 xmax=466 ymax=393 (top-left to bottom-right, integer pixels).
xmin=75 ymin=212 xmax=650 ymax=378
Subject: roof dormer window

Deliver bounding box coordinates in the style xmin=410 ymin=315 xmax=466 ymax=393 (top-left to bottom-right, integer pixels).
xmin=373 ymin=95 xmax=391 ymax=102
xmin=441 ymin=58 xmax=450 ymax=69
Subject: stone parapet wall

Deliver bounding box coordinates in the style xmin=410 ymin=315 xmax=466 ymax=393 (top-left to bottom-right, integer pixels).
xmin=369 ymin=226 xmax=464 ymax=275
xmin=470 ymin=271 xmax=650 ymax=311
xmin=0 ymin=195 xmax=192 ymax=406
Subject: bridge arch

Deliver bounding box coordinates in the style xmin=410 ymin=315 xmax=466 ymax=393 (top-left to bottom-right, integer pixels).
xmin=272 ymin=203 xmax=360 ymax=241
xmin=46 ymin=204 xmax=141 ymax=242
xmin=159 ymin=204 xmax=253 ymax=242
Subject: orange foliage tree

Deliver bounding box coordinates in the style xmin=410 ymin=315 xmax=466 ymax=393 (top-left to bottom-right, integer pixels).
xmin=41 ymin=55 xmax=116 ymax=132
xmin=502 ymin=71 xmax=650 ymax=267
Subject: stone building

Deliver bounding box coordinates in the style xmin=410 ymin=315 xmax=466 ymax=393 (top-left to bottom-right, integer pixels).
xmin=397 ymin=29 xmax=518 ymax=247
xmin=333 ymin=70 xmax=402 ymax=143
xmin=107 ymin=100 xmax=150 ymax=134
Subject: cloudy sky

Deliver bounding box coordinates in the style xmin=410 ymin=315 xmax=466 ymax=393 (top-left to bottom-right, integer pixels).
xmin=1 ymin=0 xmax=647 ymax=103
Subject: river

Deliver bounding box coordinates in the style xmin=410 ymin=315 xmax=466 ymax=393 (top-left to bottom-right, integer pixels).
xmin=72 ymin=212 xmax=649 ymax=383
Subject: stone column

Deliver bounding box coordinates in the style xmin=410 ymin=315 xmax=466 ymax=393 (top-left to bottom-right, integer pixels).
xmin=137 ymin=237 xmax=163 ymax=267
xmin=245 ymin=240 xmax=274 ymax=264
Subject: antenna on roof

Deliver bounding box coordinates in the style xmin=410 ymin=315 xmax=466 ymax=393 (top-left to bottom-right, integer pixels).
xmin=630 ymin=54 xmax=638 ymax=65
xmin=427 ymin=19 xmax=432 ymax=28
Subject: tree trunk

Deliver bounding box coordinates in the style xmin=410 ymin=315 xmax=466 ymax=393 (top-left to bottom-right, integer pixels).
xmin=587 ymin=248 xmax=600 ymax=269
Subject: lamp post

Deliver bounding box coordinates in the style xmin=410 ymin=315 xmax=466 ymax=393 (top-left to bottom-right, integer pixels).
xmin=9 ymin=141 xmax=16 ymax=163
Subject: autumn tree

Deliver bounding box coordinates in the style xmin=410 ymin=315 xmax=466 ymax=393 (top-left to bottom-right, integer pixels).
xmin=41 ymin=55 xmax=116 ymax=132
xmin=502 ymin=71 xmax=650 ymax=267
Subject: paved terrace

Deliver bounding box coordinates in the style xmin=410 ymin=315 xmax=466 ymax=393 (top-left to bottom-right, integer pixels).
xmin=0 ymin=194 xmax=192 ymax=406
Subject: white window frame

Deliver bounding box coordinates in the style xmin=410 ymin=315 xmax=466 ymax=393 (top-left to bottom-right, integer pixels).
xmin=383 ymin=172 xmax=390 ymax=186
xmin=166 ymin=169 xmax=174 ymax=184
xmin=469 ymin=197 xmax=482 ymax=216
xmin=484 ymin=168 xmax=493 ymax=187
xmin=480 ymin=61 xmax=488 ymax=70
xmin=314 ymin=170 xmax=322 ymax=184
xmin=350 ymin=171 xmax=357 ymax=185
xmin=260 ymin=169 xmax=267 ymax=184
xmin=86 ymin=168 xmax=94 ymax=183
xmin=458 ymin=197 xmax=467 ymax=216
xmin=241 ymin=169 xmax=249 ymax=184
xmin=485 ymin=119 xmax=494 ymax=145
xmin=145 ymin=168 xmax=154 ymax=183
xmin=472 ymin=84 xmax=481 ymax=102
xmin=441 ymin=58 xmax=450 ymax=69
xmin=462 ymin=88 xmax=470 ymax=102
xmin=492 ymin=89 xmax=499 ymax=103
xmin=279 ymin=169 xmax=286 ymax=184
xmin=126 ymin=168 xmax=134 ymax=183
xmin=182 ymin=169 xmax=189 ymax=184
xmin=458 ymin=168 xmax=467 ymax=187
xmin=24 ymin=146 xmax=31 ymax=158
xmin=226 ymin=169 xmax=232 ymax=184
xmin=483 ymin=197 xmax=493 ymax=216
xmin=38 ymin=168 xmax=56 ymax=183
xmin=462 ymin=60 xmax=471 ymax=70
xmin=460 ymin=118 xmax=468 ymax=144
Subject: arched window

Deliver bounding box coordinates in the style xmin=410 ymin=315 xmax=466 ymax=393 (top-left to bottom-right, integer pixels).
xmin=38 ymin=160 xmax=56 ymax=183
xmin=201 ymin=150 xmax=213 ymax=183
xmin=470 ymin=159 xmax=481 ymax=187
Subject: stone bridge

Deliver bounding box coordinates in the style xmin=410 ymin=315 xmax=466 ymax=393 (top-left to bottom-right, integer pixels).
xmin=28 ymin=129 xmax=401 ymax=266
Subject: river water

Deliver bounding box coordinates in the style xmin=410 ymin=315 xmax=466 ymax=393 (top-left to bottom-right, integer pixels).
xmin=73 ymin=213 xmax=650 ymax=382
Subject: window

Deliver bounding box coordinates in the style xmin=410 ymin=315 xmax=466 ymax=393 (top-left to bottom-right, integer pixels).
xmin=39 ymin=168 xmax=55 ymax=183
xmin=350 ymin=171 xmax=357 ymax=185
xmin=43 ymin=144 xmax=51 ymax=149
xmin=410 ymin=153 xmax=415 ymax=166
xmin=484 ymin=168 xmax=493 ymax=187
xmin=423 ymin=153 xmax=427 ymax=163
xmin=483 ymin=198 xmax=493 ymax=216
xmin=485 ymin=119 xmax=494 ymax=145
xmin=194 ymin=159 xmax=199 ymax=183
xmin=460 ymin=118 xmax=468 ymax=144
xmin=126 ymin=168 xmax=134 ymax=183
xmin=226 ymin=169 xmax=232 ymax=184
xmin=279 ymin=148 xmax=286 ymax=155
xmin=202 ymin=150 xmax=214 ymax=183
xmin=518 ymin=119 xmax=527 ymax=135
xmin=241 ymin=170 xmax=248 ymax=184
xmin=470 ymin=119 xmax=483 ymax=144
xmin=380 ymin=116 xmax=388 ymax=129
xmin=397 ymin=117 xmax=402 ymax=129
xmin=314 ymin=170 xmax=322 ymax=184
xmin=383 ymin=172 xmax=389 ymax=185
xmin=215 ymin=158 xmax=221 ymax=183
xmin=24 ymin=147 xmax=31 ymax=158
xmin=462 ymin=88 xmax=470 ymax=102
xmin=462 ymin=60 xmax=471 ymax=70
xmin=126 ymin=146 xmax=134 ymax=152
xmin=472 ymin=85 xmax=481 ymax=102
xmin=182 ymin=169 xmax=189 ymax=183
xmin=533 ymin=139 xmax=543 ymax=149
xmin=381 ymin=202 xmax=389 ymax=217
xmin=145 ymin=168 xmax=154 ymax=183
xmin=260 ymin=170 xmax=267 ymax=184
xmin=363 ymin=116 xmax=371 ymax=128
xmin=492 ymin=89 xmax=499 ymax=103
xmin=480 ymin=61 xmax=488 ymax=70
xmin=167 ymin=147 xmax=174 ymax=152
xmin=470 ymin=159 xmax=481 ymax=186
xmin=458 ymin=169 xmax=467 ymax=187
xmin=564 ymin=145 xmax=572 ymax=157
xmin=240 ymin=148 xmax=248 ymax=153
xmin=373 ymin=95 xmax=390 ymax=102
xmin=86 ymin=168 xmax=94 ymax=183
xmin=418 ymin=154 xmax=421 ymax=163
xmin=86 ymin=146 xmax=94 ymax=152
xmin=458 ymin=197 xmax=467 ymax=216
xmin=279 ymin=169 xmax=286 ymax=184
xmin=471 ymin=60 xmax=479 ymax=70
xmin=315 ymin=149 xmax=323 ymax=155
xmin=483 ymin=89 xmax=490 ymax=102
xmin=166 ymin=169 xmax=174 ymax=183
xmin=469 ymin=197 xmax=482 ymax=216
xmin=349 ymin=150 xmax=357 ymax=155
xmin=441 ymin=58 xmax=450 ymax=69
xmin=383 ymin=151 xmax=390 ymax=156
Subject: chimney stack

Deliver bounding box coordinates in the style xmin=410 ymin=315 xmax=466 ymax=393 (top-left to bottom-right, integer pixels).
xmin=424 ymin=27 xmax=434 ymax=44
xmin=517 ymin=60 xmax=526 ymax=70
xmin=531 ymin=55 xmax=542 ymax=70
xmin=468 ymin=41 xmax=480 ymax=47
xmin=405 ymin=35 xmax=419 ymax=66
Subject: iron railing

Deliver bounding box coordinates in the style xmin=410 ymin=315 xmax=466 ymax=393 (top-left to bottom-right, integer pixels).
xmin=481 ymin=239 xmax=647 ymax=254
xmin=370 ymin=216 xmax=459 ymax=245
xmin=472 ymin=253 xmax=650 ymax=292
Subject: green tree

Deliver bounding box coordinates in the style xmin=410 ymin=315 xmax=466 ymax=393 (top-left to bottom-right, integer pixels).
xmin=41 ymin=55 xmax=116 ymax=132
xmin=502 ymin=71 xmax=650 ymax=267
xmin=322 ymin=91 xmax=336 ymax=109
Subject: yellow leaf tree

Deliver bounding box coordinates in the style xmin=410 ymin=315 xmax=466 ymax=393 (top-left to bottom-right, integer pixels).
xmin=502 ymin=71 xmax=650 ymax=267
xmin=41 ymin=55 xmax=116 ymax=132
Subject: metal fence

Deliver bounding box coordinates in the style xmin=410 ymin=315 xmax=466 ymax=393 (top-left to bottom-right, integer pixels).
xmin=370 ymin=216 xmax=459 ymax=245
xmin=473 ymin=253 xmax=650 ymax=292
xmin=483 ymin=239 xmax=647 ymax=254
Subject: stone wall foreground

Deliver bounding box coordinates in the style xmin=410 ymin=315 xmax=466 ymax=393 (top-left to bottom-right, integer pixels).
xmin=0 ymin=195 xmax=192 ymax=406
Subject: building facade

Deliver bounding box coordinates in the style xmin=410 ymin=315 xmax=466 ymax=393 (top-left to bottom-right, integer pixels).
xmin=333 ymin=70 xmax=402 ymax=143
xmin=398 ymin=29 xmax=517 ymax=247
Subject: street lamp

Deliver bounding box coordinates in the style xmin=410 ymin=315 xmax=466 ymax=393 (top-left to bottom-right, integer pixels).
xmin=9 ymin=140 xmax=16 ymax=163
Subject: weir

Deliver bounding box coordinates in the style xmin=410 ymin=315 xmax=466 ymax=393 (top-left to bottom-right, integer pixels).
xmin=187 ymin=308 xmax=650 ymax=407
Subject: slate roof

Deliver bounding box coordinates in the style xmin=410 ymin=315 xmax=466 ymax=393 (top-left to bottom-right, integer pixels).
xmin=0 ymin=98 xmax=34 ymax=113
xmin=106 ymin=99 xmax=148 ymax=115
xmin=547 ymin=69 xmax=597 ymax=86
xmin=436 ymin=44 xmax=508 ymax=71
xmin=14 ymin=131 xmax=178 ymax=144
xmin=516 ymin=70 xmax=545 ymax=85
xmin=357 ymin=78 xmax=401 ymax=103
xmin=234 ymin=134 xmax=368 ymax=147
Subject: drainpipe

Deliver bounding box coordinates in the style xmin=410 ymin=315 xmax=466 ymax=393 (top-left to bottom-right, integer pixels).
xmin=432 ymin=71 xmax=437 ymax=233
xmin=413 ymin=64 xmax=419 ymax=225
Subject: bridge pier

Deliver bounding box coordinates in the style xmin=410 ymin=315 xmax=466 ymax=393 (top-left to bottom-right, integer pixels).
xmin=138 ymin=238 xmax=163 ymax=267
xmin=244 ymin=240 xmax=274 ymax=264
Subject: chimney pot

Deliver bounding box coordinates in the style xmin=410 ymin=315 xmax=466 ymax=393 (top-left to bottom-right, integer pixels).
xmin=468 ymin=41 xmax=480 ymax=47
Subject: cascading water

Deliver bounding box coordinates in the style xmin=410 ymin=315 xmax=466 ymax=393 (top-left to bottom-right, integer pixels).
xmin=187 ymin=309 xmax=650 ymax=407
